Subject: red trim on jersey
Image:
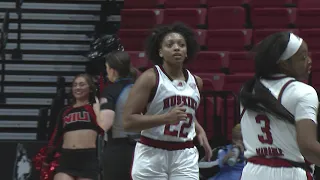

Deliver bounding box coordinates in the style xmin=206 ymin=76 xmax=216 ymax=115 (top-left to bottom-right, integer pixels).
xmin=148 ymin=66 xmax=160 ymax=103
xmin=248 ymin=157 xmax=313 ymax=179
xmin=239 ymin=108 xmax=246 ymax=121
xmin=192 ymin=74 xmax=200 ymax=91
xmin=304 ymin=158 xmax=314 ymax=180
xmin=158 ymin=65 xmax=189 ymax=82
xmin=139 ymin=136 xmax=194 ymax=150
xmin=278 ymin=79 xmax=296 ymax=102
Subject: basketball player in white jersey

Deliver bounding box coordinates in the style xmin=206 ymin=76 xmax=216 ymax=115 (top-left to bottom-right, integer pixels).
xmin=123 ymin=22 xmax=212 ymax=180
xmin=239 ymin=32 xmax=319 ymax=180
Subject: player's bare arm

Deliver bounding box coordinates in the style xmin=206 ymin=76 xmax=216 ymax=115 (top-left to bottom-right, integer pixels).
xmin=295 ymin=88 xmax=320 ymax=165
xmin=194 ymin=75 xmax=206 ymax=134
xmin=296 ymin=120 xmax=320 ymax=165
xmin=123 ymin=69 xmax=186 ymax=131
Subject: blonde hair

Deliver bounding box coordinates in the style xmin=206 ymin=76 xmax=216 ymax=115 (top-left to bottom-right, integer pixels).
xmin=232 ymin=123 xmax=241 ymax=139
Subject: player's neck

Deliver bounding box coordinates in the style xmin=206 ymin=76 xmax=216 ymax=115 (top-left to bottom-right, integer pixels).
xmin=162 ymin=63 xmax=183 ymax=79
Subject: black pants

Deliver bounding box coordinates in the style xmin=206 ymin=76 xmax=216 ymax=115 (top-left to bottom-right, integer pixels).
xmin=56 ymin=148 xmax=99 ymax=180
xmin=103 ymin=138 xmax=136 ymax=180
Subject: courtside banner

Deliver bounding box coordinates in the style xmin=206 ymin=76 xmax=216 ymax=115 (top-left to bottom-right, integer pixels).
xmin=0 ymin=141 xmax=46 ymax=180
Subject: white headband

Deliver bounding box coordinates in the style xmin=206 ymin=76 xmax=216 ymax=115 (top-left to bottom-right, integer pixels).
xmin=278 ymin=33 xmax=303 ymax=62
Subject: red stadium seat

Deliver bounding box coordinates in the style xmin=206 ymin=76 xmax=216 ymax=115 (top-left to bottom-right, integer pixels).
xmin=223 ymin=73 xmax=253 ymax=92
xmin=164 ymin=0 xmax=207 ymax=8
xmin=311 ymin=52 xmax=320 ymax=88
xmin=251 ymin=0 xmax=293 ymax=7
xmin=296 ymin=9 xmax=320 ymax=28
xmin=194 ymin=29 xmax=207 ymax=47
xmin=220 ymin=98 xmax=239 ymax=140
xmin=207 ymin=0 xmax=250 ymax=7
xmin=124 ymin=0 xmax=165 ymax=9
xmin=253 ymin=29 xmax=300 ymax=44
xmin=208 ymin=7 xmax=247 ymax=29
xmin=163 ymin=8 xmax=207 ymax=29
xmin=227 ymin=52 xmax=254 ymax=73
xmin=186 ymin=51 xmax=228 ymax=73
xmin=120 ymin=9 xmax=164 ymax=29
xmin=196 ymin=97 xmax=219 ymax=140
xmin=312 ymin=72 xmax=320 ymax=90
xmin=296 ymin=0 xmax=320 ymax=8
xmin=311 ymin=52 xmax=320 ymax=69
xmin=194 ymin=73 xmax=225 ymax=91
xmin=252 ymin=8 xmax=296 ymax=28
xmin=127 ymin=51 xmax=149 ymax=70
xmin=118 ymin=29 xmax=150 ymax=51
xmin=300 ymin=29 xmax=320 ymax=51
xmin=206 ymin=29 xmax=252 ymax=51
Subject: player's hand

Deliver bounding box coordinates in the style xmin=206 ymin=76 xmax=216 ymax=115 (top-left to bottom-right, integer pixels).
xmin=222 ymin=150 xmax=235 ymax=164
xmin=93 ymin=96 xmax=100 ymax=115
xmin=165 ymin=102 xmax=187 ymax=124
xmin=197 ymin=130 xmax=212 ymax=161
xmin=234 ymin=140 xmax=245 ymax=153
xmin=225 ymin=150 xmax=235 ymax=159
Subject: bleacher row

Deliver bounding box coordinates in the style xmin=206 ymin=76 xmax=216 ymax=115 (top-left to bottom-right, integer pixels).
xmin=119 ymin=0 xmax=320 ymax=140
xmin=0 ymin=0 xmax=107 ymax=140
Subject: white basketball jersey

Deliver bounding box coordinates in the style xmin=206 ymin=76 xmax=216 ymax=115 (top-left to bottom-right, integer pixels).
xmin=141 ymin=65 xmax=200 ymax=142
xmin=241 ymin=75 xmax=318 ymax=164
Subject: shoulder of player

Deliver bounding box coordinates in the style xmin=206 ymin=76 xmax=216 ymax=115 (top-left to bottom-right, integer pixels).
xmin=136 ymin=68 xmax=157 ymax=87
xmin=192 ymin=74 xmax=203 ymax=91
xmin=287 ymin=81 xmax=317 ymax=97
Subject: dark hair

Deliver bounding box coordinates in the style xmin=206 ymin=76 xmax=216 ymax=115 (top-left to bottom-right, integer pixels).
xmin=253 ymin=32 xmax=290 ymax=78
xmin=69 ymin=73 xmax=97 ymax=105
xmin=105 ymin=51 xmax=137 ymax=80
xmin=239 ymin=32 xmax=295 ymax=124
xmin=145 ymin=22 xmax=199 ymax=65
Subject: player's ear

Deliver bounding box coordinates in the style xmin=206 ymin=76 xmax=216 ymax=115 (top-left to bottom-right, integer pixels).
xmin=278 ymin=59 xmax=294 ymax=76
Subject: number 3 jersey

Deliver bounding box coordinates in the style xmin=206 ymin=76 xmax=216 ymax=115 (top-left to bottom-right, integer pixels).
xmin=241 ymin=75 xmax=319 ymax=163
xmin=141 ymin=65 xmax=200 ymax=142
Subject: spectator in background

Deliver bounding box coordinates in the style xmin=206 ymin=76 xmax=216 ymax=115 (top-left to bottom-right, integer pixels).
xmin=43 ymin=74 xmax=104 ymax=180
xmin=208 ymin=124 xmax=245 ymax=180
xmin=95 ymin=51 xmax=139 ymax=180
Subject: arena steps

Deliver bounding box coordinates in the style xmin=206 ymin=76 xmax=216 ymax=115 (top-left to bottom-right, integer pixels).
xmin=0 ymin=0 xmax=103 ymax=140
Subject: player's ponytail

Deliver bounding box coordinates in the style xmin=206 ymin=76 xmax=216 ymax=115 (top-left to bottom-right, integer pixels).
xmin=240 ymin=32 xmax=296 ymax=123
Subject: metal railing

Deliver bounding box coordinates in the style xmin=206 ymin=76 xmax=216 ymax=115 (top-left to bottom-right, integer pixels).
xmin=0 ymin=11 xmax=9 ymax=103
xmin=199 ymin=91 xmax=240 ymax=146
xmin=11 ymin=0 xmax=22 ymax=59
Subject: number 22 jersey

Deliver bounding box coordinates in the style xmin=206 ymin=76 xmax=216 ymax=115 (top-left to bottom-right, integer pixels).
xmin=141 ymin=65 xmax=200 ymax=142
xmin=241 ymin=75 xmax=319 ymax=163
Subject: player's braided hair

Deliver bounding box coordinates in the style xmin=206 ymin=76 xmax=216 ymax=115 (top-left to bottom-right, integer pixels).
xmin=145 ymin=22 xmax=199 ymax=65
xmin=239 ymin=32 xmax=295 ymax=124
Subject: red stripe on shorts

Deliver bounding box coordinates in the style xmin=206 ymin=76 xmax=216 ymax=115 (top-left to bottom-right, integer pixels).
xmin=139 ymin=136 xmax=194 ymax=150
xmin=248 ymin=156 xmax=313 ymax=180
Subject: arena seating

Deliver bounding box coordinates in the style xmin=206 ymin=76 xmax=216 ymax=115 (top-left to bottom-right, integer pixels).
xmin=0 ymin=0 xmax=103 ymax=140
xmin=120 ymin=0 xmax=320 ymax=141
